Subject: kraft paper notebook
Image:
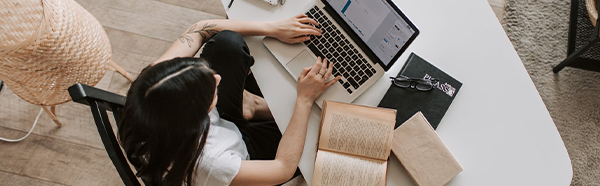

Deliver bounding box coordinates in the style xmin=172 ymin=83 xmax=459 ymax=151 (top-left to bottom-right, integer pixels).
xmin=311 ymin=100 xmax=396 ymax=186
xmin=392 ymin=112 xmax=462 ymax=186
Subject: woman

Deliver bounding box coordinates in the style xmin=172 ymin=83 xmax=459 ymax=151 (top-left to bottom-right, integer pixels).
xmin=118 ymin=14 xmax=341 ymax=186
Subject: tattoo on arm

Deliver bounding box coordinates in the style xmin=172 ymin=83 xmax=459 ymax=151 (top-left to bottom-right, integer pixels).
xmin=178 ymin=23 xmax=219 ymax=48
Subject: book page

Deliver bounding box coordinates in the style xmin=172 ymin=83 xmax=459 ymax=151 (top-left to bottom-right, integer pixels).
xmin=311 ymin=150 xmax=387 ymax=186
xmin=319 ymin=101 xmax=396 ymax=160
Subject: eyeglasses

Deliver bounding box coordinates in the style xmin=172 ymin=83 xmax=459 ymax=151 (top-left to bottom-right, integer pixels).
xmin=390 ymin=75 xmax=438 ymax=91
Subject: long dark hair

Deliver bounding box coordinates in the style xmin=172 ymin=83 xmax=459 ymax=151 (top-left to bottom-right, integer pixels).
xmin=118 ymin=57 xmax=216 ymax=186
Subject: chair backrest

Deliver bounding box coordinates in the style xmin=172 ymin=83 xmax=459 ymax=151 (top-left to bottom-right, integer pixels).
xmin=68 ymin=83 xmax=141 ymax=186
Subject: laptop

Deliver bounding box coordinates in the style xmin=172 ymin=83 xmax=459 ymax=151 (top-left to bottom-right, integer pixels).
xmin=263 ymin=0 xmax=419 ymax=108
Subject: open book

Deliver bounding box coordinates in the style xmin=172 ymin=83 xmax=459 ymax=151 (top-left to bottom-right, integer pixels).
xmin=311 ymin=101 xmax=396 ymax=186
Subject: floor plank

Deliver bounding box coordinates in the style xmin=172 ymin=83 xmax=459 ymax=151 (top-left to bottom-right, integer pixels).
xmin=0 ymin=171 xmax=64 ymax=186
xmin=77 ymin=0 xmax=225 ymax=42
xmin=104 ymin=27 xmax=176 ymax=90
xmin=0 ymin=127 xmax=122 ymax=186
xmin=488 ymin=0 xmax=506 ymax=23
xmin=111 ymin=47 xmax=162 ymax=76
xmin=104 ymin=27 xmax=173 ymax=60
xmin=487 ymin=0 xmax=506 ymax=8
xmin=0 ymin=171 xmax=66 ymax=186
xmin=0 ymin=69 xmax=116 ymax=150
xmin=0 ymin=87 xmax=105 ymax=149
xmin=154 ymin=0 xmax=227 ymax=17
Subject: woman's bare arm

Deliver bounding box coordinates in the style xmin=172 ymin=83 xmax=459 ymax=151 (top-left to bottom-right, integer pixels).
xmin=231 ymin=58 xmax=341 ymax=186
xmin=152 ymin=14 xmax=322 ymax=65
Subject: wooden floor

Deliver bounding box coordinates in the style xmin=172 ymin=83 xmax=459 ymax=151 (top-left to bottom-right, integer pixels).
xmin=0 ymin=0 xmax=506 ymax=185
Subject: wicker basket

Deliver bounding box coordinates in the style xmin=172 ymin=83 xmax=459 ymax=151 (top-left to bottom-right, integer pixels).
xmin=0 ymin=0 xmax=111 ymax=106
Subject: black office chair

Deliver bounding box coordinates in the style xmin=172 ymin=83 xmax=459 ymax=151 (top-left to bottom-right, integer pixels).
xmin=68 ymin=83 xmax=142 ymax=186
xmin=554 ymin=0 xmax=600 ymax=72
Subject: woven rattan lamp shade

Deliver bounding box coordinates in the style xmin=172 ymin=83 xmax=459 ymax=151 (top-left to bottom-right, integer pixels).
xmin=0 ymin=0 xmax=111 ymax=106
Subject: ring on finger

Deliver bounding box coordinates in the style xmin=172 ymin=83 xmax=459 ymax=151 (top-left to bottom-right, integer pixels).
xmin=317 ymin=73 xmax=326 ymax=79
xmin=319 ymin=69 xmax=327 ymax=76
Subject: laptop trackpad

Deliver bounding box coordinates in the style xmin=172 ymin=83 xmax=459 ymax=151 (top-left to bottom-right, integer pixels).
xmin=286 ymin=50 xmax=316 ymax=79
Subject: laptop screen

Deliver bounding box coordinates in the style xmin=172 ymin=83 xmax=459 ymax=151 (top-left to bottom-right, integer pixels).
xmin=326 ymin=0 xmax=417 ymax=67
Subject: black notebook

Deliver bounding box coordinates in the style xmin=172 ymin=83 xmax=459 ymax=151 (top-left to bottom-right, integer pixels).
xmin=378 ymin=53 xmax=462 ymax=129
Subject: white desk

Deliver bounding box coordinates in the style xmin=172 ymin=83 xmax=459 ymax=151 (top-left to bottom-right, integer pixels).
xmin=220 ymin=0 xmax=573 ymax=185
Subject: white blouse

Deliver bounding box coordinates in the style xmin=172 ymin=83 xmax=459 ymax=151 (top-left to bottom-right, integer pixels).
xmin=193 ymin=107 xmax=249 ymax=186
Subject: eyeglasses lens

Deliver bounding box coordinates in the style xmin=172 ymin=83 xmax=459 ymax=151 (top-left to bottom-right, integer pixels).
xmin=393 ymin=77 xmax=411 ymax=88
xmin=415 ymin=81 xmax=433 ymax=91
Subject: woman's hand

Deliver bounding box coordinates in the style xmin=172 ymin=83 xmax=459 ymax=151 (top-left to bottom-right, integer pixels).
xmin=268 ymin=14 xmax=322 ymax=44
xmin=233 ymin=57 xmax=340 ymax=186
xmin=296 ymin=57 xmax=342 ymax=104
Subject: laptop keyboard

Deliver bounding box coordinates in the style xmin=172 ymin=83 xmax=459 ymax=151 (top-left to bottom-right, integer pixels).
xmin=303 ymin=6 xmax=377 ymax=94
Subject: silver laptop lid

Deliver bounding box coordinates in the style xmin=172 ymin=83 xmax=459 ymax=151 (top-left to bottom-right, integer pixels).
xmin=322 ymin=0 xmax=419 ymax=71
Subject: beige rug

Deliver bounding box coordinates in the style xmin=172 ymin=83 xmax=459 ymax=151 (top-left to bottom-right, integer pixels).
xmin=503 ymin=0 xmax=600 ymax=185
